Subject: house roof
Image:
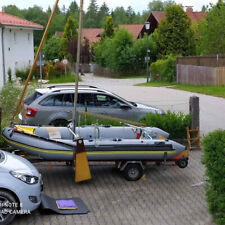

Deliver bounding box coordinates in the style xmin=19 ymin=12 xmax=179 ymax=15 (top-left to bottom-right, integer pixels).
xmin=118 ymin=24 xmax=144 ymax=39
xmin=0 ymin=11 xmax=43 ymax=30
xmin=150 ymin=9 xmax=206 ymax=24
xmin=82 ymin=28 xmax=104 ymax=43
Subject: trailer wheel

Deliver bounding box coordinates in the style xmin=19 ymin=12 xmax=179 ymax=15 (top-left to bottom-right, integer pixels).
xmin=176 ymin=159 xmax=188 ymax=168
xmin=0 ymin=190 xmax=18 ymax=225
xmin=123 ymin=164 xmax=143 ymax=181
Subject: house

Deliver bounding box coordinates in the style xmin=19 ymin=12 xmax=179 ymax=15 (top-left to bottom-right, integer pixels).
xmin=139 ymin=7 xmax=206 ymax=37
xmin=0 ymin=9 xmax=43 ymax=89
xmin=118 ymin=24 xmax=143 ymax=39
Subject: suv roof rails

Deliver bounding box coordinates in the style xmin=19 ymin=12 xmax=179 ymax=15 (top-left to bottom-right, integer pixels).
xmin=47 ymin=84 xmax=98 ymax=89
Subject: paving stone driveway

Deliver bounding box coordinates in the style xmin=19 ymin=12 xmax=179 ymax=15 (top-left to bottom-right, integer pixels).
xmin=12 ymin=151 xmax=214 ymax=225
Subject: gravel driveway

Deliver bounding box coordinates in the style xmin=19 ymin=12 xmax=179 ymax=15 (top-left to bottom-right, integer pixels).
xmin=80 ymin=73 xmax=225 ymax=135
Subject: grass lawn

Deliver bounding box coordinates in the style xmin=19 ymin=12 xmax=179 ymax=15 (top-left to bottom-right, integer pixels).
xmin=137 ymin=81 xmax=225 ymax=98
xmin=172 ymin=84 xmax=225 ymax=98
xmin=48 ymin=74 xmax=82 ymax=84
xmin=136 ymin=81 xmax=176 ymax=87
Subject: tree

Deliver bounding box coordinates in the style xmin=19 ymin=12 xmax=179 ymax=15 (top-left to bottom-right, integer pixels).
xmin=43 ymin=35 xmax=61 ymax=60
xmin=24 ymin=6 xmax=49 ymax=46
xmin=66 ymin=1 xmax=79 ymax=22
xmin=84 ymin=0 xmax=99 ymax=27
xmin=4 ymin=5 xmax=25 ymax=18
xmin=102 ymin=16 xmax=114 ymax=38
xmin=112 ymin=7 xmax=128 ymax=26
xmin=199 ymin=0 xmax=225 ymax=55
xmin=156 ymin=4 xmax=196 ymax=58
xmin=59 ymin=16 xmax=78 ymax=60
xmin=106 ymin=29 xmax=135 ymax=72
xmin=98 ymin=2 xmax=110 ymax=27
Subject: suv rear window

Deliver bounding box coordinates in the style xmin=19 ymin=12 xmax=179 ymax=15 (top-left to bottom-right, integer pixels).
xmin=24 ymin=91 xmax=42 ymax=105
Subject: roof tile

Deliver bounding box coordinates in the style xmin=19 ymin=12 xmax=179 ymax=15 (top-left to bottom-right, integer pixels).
xmin=0 ymin=12 xmax=43 ymax=29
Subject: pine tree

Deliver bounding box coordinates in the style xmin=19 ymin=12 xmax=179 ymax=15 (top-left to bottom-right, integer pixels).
xmin=102 ymin=16 xmax=114 ymax=38
xmin=84 ymin=0 xmax=99 ymax=27
xmin=59 ymin=16 xmax=78 ymax=60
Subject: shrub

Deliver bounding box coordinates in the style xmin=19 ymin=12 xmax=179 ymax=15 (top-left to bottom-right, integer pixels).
xmin=0 ymin=82 xmax=41 ymax=128
xmin=15 ymin=67 xmax=30 ymax=81
xmin=141 ymin=111 xmax=191 ymax=139
xmin=7 ymin=68 xmax=12 ymax=82
xmin=94 ymin=29 xmax=158 ymax=74
xmin=54 ymin=62 xmax=70 ymax=77
xmin=33 ymin=65 xmax=48 ymax=80
xmin=202 ymin=130 xmax=225 ymax=225
xmin=150 ymin=55 xmax=176 ymax=82
xmin=47 ymin=62 xmax=55 ymax=80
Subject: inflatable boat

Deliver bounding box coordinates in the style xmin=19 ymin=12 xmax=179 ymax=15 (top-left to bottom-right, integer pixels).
xmin=2 ymin=125 xmax=189 ymax=167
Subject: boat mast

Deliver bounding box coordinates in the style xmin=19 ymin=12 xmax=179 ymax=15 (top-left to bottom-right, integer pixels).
xmin=72 ymin=0 xmax=84 ymax=136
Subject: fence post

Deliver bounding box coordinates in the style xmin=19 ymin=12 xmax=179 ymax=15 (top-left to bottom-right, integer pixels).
xmin=189 ymin=96 xmax=199 ymax=129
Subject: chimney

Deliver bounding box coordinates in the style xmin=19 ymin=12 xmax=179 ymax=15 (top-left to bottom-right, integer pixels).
xmin=185 ymin=6 xmax=193 ymax=13
xmin=2 ymin=7 xmax=5 ymax=13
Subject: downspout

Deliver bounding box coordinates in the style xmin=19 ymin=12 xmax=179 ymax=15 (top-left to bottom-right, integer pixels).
xmin=1 ymin=26 xmax=6 ymax=84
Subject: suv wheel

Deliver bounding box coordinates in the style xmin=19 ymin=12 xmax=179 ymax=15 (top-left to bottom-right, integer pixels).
xmin=50 ymin=119 xmax=68 ymax=127
xmin=0 ymin=190 xmax=18 ymax=225
xmin=123 ymin=164 xmax=144 ymax=181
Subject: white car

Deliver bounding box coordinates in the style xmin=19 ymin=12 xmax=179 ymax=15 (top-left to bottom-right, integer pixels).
xmin=0 ymin=150 xmax=42 ymax=225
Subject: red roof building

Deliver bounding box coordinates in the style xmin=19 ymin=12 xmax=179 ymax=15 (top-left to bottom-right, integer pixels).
xmin=139 ymin=7 xmax=207 ymax=37
xmin=0 ymin=11 xmax=43 ymax=30
xmin=82 ymin=28 xmax=104 ymax=43
xmin=118 ymin=24 xmax=144 ymax=39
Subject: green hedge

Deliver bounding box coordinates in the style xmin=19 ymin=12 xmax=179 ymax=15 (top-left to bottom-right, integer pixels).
xmin=141 ymin=111 xmax=191 ymax=139
xmin=94 ymin=29 xmax=157 ymax=74
xmin=202 ymin=130 xmax=225 ymax=225
xmin=150 ymin=55 xmax=176 ymax=82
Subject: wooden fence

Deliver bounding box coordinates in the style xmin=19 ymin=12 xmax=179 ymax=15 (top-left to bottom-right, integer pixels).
xmin=176 ymin=56 xmax=225 ymax=85
xmin=176 ymin=55 xmax=225 ymax=67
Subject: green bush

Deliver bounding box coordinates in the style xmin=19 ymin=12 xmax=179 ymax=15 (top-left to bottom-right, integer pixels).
xmin=0 ymin=82 xmax=41 ymax=128
xmin=94 ymin=29 xmax=157 ymax=74
xmin=141 ymin=111 xmax=191 ymax=139
xmin=15 ymin=67 xmax=30 ymax=81
xmin=202 ymin=130 xmax=225 ymax=225
xmin=47 ymin=62 xmax=55 ymax=80
xmin=150 ymin=55 xmax=176 ymax=82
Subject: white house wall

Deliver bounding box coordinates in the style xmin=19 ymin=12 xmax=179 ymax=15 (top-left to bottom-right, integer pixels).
xmin=0 ymin=27 xmax=3 ymax=89
xmin=3 ymin=27 xmax=34 ymax=83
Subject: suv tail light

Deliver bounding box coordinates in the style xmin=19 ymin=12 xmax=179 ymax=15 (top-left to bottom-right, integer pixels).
xmin=26 ymin=107 xmax=38 ymax=117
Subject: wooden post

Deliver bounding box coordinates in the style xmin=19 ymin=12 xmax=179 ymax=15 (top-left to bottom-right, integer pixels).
xmin=187 ymin=96 xmax=201 ymax=150
xmin=72 ymin=0 xmax=84 ymax=133
xmin=189 ymin=96 xmax=199 ymax=130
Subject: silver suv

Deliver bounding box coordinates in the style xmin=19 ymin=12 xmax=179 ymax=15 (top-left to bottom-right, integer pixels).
xmin=20 ymin=85 xmax=164 ymax=126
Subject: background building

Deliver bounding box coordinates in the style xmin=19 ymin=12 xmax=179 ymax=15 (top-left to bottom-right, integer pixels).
xmin=0 ymin=8 xmax=43 ymax=89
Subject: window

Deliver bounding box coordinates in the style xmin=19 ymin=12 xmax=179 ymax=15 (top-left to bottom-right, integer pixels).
xmin=93 ymin=94 xmax=124 ymax=108
xmin=40 ymin=94 xmax=64 ymax=106
xmin=77 ymin=93 xmax=94 ymax=106
xmin=25 ymin=92 xmax=43 ymax=105
xmin=63 ymin=94 xmax=74 ymax=106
